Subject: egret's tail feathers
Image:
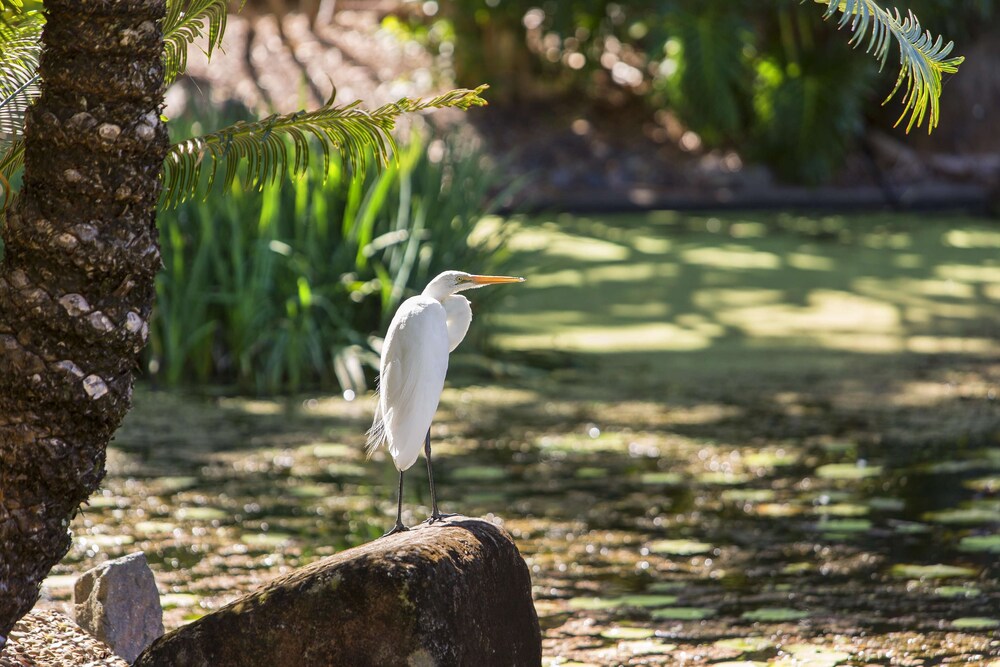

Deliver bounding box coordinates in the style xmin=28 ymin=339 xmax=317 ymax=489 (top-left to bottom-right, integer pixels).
xmin=365 ymin=402 xmax=385 ymax=460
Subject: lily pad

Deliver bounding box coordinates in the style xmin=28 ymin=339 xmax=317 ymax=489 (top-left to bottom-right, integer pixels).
xmin=781 ymin=643 xmax=852 ymax=666
xmin=958 ymin=534 xmax=1000 ymax=553
xmin=951 ymin=617 xmax=999 ymax=630
xmin=325 ymin=463 xmax=366 ymax=478
xmin=868 ymin=497 xmax=906 ymax=512
xmin=648 ymin=539 xmax=713 ymax=555
xmin=740 ymin=607 xmax=809 ymax=622
xmin=924 ymin=507 xmax=1000 ymax=524
xmin=697 ymin=471 xmax=752 ymax=485
xmin=135 ymin=520 xmax=178 ymax=534
xmin=934 ymin=586 xmax=981 ymax=598
xmin=451 ymin=466 xmax=507 ymax=482
xmin=815 ymin=518 xmax=871 ymax=533
xmin=651 ymin=607 xmax=716 ymax=620
xmin=241 ymin=532 xmax=293 ymax=547
xmin=617 ymin=594 xmax=679 ymax=608
xmin=600 ymin=626 xmax=655 ymax=640
xmin=567 ymin=597 xmax=625 ymax=611
xmin=176 ymin=507 xmax=229 ymax=522
xmin=890 ymin=563 xmax=977 ymax=579
xmin=721 ymin=489 xmax=776 ymax=503
xmin=619 ymin=639 xmax=677 ymax=655
xmin=78 ymin=534 xmax=135 ymax=547
xmin=714 ymin=636 xmax=773 ymax=653
xmin=311 ymin=443 xmax=354 ymax=459
xmin=891 ymin=521 xmax=931 ymax=534
xmin=964 ymin=475 xmax=999 ymax=493
xmin=640 ymin=472 xmax=684 ymax=485
xmin=815 ymin=463 xmax=882 ymax=480
xmin=813 ymin=503 xmax=869 ymax=517
xmin=289 ymin=484 xmax=331 ymax=499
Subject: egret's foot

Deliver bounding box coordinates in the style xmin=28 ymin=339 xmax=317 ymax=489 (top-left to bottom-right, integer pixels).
xmin=424 ymin=512 xmax=459 ymax=524
xmin=381 ymin=522 xmax=409 ymax=537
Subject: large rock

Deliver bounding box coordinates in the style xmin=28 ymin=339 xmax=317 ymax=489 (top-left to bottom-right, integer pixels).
xmin=74 ymin=552 xmax=164 ymax=663
xmin=134 ymin=516 xmax=541 ymax=667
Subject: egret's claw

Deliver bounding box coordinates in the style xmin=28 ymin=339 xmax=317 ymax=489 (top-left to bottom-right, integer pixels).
xmin=381 ymin=522 xmax=410 ymax=537
xmin=424 ymin=512 xmax=459 ymax=524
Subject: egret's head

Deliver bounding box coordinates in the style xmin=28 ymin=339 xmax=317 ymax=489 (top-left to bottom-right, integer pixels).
xmin=422 ymin=270 xmax=525 ymax=301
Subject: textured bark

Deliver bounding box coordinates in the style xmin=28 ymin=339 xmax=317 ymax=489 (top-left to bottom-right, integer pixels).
xmin=0 ymin=0 xmax=167 ymax=639
xmin=134 ymin=517 xmax=543 ymax=667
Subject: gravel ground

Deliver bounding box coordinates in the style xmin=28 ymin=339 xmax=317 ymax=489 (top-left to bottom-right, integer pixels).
xmin=0 ymin=611 xmax=127 ymax=667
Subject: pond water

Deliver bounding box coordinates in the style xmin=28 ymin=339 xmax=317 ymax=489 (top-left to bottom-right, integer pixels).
xmin=41 ymin=212 xmax=1000 ymax=665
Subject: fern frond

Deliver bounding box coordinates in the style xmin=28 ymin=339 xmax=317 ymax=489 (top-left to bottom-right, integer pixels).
xmin=0 ymin=10 xmax=42 ymax=141
xmin=817 ymin=0 xmax=963 ymax=133
xmin=162 ymin=85 xmax=489 ymax=208
xmin=0 ymin=9 xmax=40 ymax=217
xmin=162 ymin=0 xmax=243 ymax=85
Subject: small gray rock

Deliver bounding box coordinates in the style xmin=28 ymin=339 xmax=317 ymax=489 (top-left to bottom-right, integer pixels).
xmin=74 ymin=552 xmax=164 ymax=663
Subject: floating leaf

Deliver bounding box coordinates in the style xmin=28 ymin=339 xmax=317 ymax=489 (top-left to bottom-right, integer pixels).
xmin=715 ymin=636 xmax=773 ymax=653
xmin=934 ymin=586 xmax=981 ymax=598
xmin=951 ymin=617 xmax=998 ymax=630
xmin=815 ymin=463 xmax=883 ymax=480
xmin=815 ymin=518 xmax=872 ymax=533
xmin=135 ymin=520 xmax=178 ymax=534
xmin=568 ymin=597 xmax=620 ymax=611
xmin=890 ymin=563 xmax=977 ymax=579
xmin=241 ymin=532 xmax=293 ymax=547
xmin=600 ymin=626 xmax=656 ymax=640
xmin=311 ymin=443 xmax=355 ymax=459
xmin=721 ymin=489 xmax=776 ymax=503
xmin=451 ymin=466 xmax=507 ymax=482
xmin=176 ymin=506 xmax=229 ymax=521
xmin=781 ymin=643 xmax=852 ymax=666
xmin=620 ymin=639 xmax=677 ymax=655
xmin=640 ymin=472 xmax=684 ymax=485
xmin=651 ymin=607 xmax=716 ymax=620
xmin=958 ymin=534 xmax=1000 ymax=554
xmin=648 ymin=539 xmax=714 ymax=556
xmin=740 ymin=607 xmax=809 ymax=622
xmin=924 ymin=507 xmax=1000 ymax=525
xmin=617 ymin=594 xmax=679 ymax=608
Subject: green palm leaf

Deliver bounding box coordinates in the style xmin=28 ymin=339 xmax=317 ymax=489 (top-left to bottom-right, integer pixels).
xmin=162 ymin=85 xmax=489 ymax=208
xmin=0 ymin=9 xmax=41 ymax=205
xmin=162 ymin=0 xmax=243 ymax=84
xmin=818 ymin=0 xmax=963 ymax=132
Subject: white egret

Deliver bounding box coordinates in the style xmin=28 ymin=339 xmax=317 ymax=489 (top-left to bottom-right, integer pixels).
xmin=367 ymin=270 xmax=524 ymax=535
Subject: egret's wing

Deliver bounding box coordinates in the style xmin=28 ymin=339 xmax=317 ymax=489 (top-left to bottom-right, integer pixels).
xmin=368 ymin=297 xmax=449 ymax=471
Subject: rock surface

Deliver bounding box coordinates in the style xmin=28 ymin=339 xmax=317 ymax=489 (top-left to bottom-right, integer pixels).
xmin=0 ymin=609 xmax=128 ymax=667
xmin=134 ymin=516 xmax=541 ymax=667
xmin=74 ymin=552 xmax=164 ymax=663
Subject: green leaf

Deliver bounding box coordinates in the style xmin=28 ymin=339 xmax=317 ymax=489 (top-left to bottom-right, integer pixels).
xmin=816 ymin=0 xmax=963 ymax=133
xmin=162 ymin=0 xmax=244 ymax=85
xmin=161 ymin=86 xmax=489 ymax=208
xmin=0 ymin=8 xmax=41 ymax=208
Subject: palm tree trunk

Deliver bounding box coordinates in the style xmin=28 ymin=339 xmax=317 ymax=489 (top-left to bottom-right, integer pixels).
xmin=0 ymin=0 xmax=167 ymax=641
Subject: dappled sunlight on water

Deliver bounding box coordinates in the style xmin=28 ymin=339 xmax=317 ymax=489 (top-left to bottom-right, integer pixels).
xmin=38 ymin=212 xmax=1000 ymax=665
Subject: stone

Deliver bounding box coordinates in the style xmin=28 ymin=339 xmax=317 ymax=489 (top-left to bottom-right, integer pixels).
xmin=134 ymin=516 xmax=541 ymax=667
xmin=74 ymin=552 xmax=164 ymax=663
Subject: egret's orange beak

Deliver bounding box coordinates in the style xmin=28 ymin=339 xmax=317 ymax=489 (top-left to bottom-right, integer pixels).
xmin=469 ymin=275 xmax=525 ymax=285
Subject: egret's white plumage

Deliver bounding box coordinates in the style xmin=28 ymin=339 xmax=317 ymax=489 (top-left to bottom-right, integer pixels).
xmin=367 ymin=270 xmax=524 ymax=534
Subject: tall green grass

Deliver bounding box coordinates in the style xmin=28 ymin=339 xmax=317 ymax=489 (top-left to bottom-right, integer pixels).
xmin=151 ymin=107 xmax=512 ymax=394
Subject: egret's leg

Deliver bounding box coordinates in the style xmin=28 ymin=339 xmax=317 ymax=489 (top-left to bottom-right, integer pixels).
xmin=424 ymin=430 xmax=457 ymax=523
xmin=382 ymin=471 xmax=408 ymax=537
